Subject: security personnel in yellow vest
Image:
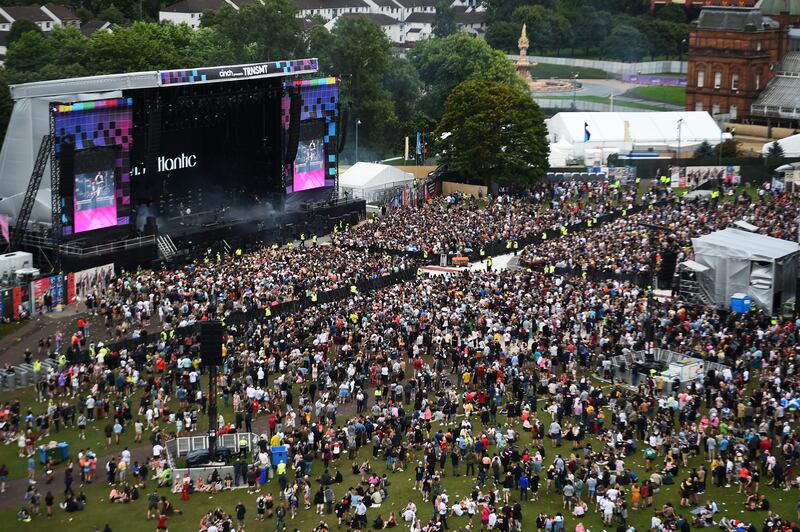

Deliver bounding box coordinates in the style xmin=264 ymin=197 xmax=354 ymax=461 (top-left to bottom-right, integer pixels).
xmin=300 ymin=233 xmax=306 ymax=247
xmin=235 ymin=248 xmax=242 ymax=256
xmin=264 ymin=307 xmax=272 ymax=318
xmin=33 ymin=359 xmax=42 ymax=375
xmin=541 ymin=231 xmax=547 ymax=240
xmin=204 ymin=256 xmax=210 ymax=264
xmin=311 ymin=292 xmax=318 ymax=303
xmin=423 ymin=249 xmax=428 ymax=260
xmin=272 ymin=243 xmax=278 ymax=250
xmin=333 ymin=225 xmax=339 ymax=235
xmin=89 ymin=344 xmax=96 ymax=359
xmin=506 ymin=240 xmax=512 ymax=251
xmin=160 ymin=330 xmax=168 ymax=342
xmin=416 ymin=267 xmax=423 ymax=276
xmin=350 ymin=285 xmax=357 ymax=294
xmin=513 ymin=240 xmax=519 ymax=255
xmin=287 ymin=241 xmax=294 ymax=249
xmin=486 ymin=257 xmax=493 ymax=271
xmin=216 ymin=252 xmax=221 ymax=262
xmin=587 ymin=219 xmax=592 ymax=228
xmin=58 ymin=353 xmax=67 ymax=366
xmin=622 ymin=209 xmax=627 ymax=217
xmin=312 ymin=234 xmax=317 ymax=247
xmin=479 ymin=247 xmax=485 ymax=258
xmin=635 ymin=177 xmax=641 ymax=185
xmin=710 ymin=190 xmax=720 ymax=200
xmin=593 ymin=217 xmax=598 ymax=225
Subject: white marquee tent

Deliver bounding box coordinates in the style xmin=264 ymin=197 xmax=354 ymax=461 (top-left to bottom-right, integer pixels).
xmin=761 ymin=133 xmax=800 ymax=157
xmin=339 ymin=162 xmax=414 ymax=202
xmin=546 ymin=111 xmax=727 ymax=165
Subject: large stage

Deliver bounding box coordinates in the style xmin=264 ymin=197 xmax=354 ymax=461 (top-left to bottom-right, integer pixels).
xmin=0 ymin=58 xmax=351 ymax=269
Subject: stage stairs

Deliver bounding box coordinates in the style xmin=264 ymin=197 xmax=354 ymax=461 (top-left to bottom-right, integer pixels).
xmin=156 ymin=234 xmax=178 ymax=260
xmin=678 ymin=275 xmax=714 ymax=306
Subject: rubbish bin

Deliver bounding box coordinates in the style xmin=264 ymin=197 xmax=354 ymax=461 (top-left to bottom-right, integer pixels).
xmin=57 ymin=442 xmax=69 ymax=461
xmin=271 ymin=445 xmax=287 ymax=466
xmin=38 ymin=446 xmax=63 ymax=465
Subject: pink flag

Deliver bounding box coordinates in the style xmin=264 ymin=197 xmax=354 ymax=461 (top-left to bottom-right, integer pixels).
xmin=0 ymin=214 xmax=8 ymax=243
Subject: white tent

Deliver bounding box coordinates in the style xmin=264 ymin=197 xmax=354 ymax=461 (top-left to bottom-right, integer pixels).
xmin=692 ymin=228 xmax=800 ymax=313
xmin=546 ymin=111 xmax=726 ymax=164
xmin=761 ymin=133 xmax=800 ymax=157
xmin=339 ymin=162 xmax=414 ymax=202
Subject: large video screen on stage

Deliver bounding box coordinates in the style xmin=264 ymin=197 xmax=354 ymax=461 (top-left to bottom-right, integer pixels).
xmin=282 ymin=78 xmax=339 ymax=195
xmin=293 ymin=138 xmax=325 ymax=192
xmin=73 ymin=148 xmax=118 ymax=233
xmin=53 ymin=98 xmax=133 ymax=237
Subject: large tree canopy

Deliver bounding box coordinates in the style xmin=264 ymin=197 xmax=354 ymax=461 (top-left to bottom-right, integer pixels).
xmin=436 ymin=80 xmax=549 ymax=185
xmin=410 ymin=33 xmax=524 ymax=120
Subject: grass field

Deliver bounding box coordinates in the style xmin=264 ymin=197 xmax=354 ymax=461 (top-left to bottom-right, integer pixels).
xmin=3 ymin=409 xmax=796 ymax=532
xmin=534 ymin=94 xmax=666 ymax=111
xmin=0 ymin=321 xmax=25 ymax=341
xmin=532 ymin=63 xmax=609 ymax=80
xmin=627 ymin=86 xmax=686 ymax=106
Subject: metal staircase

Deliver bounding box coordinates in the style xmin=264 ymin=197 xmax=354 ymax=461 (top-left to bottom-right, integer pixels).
xmin=678 ymin=275 xmax=714 ymax=306
xmin=156 ymin=234 xmax=178 ymax=260
xmin=11 ymin=135 xmax=52 ymax=249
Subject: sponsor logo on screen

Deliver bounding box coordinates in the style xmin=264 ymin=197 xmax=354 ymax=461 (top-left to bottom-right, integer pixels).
xmin=157 ymin=153 xmax=197 ymax=173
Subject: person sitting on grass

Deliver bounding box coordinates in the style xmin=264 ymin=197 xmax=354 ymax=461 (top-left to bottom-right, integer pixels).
xmin=745 ymin=494 xmax=769 ymax=511
xmin=17 ymin=507 xmax=32 ymax=522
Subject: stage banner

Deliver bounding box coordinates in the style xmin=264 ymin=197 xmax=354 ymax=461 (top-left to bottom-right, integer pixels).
xmin=159 ymin=58 xmax=318 ymax=86
xmin=0 ymin=214 xmax=8 ymax=243
xmin=50 ymin=275 xmax=64 ymax=306
xmin=12 ymin=287 xmax=21 ymax=319
xmin=33 ymin=277 xmax=50 ymax=313
xmin=67 ymin=272 xmax=76 ymax=304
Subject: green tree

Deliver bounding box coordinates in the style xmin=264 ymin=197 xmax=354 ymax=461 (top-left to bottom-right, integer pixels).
xmin=767 ymin=141 xmax=785 ymax=159
xmin=485 ymin=20 xmax=521 ymax=53
xmin=656 ymin=3 xmax=686 ymax=23
xmin=436 ymin=80 xmax=549 ymax=185
xmin=601 ymin=24 xmax=650 ymax=61
xmin=327 ymin=17 xmax=396 ymax=158
xmin=411 ymin=33 xmax=524 ymax=120
xmin=201 ymin=0 xmax=304 ymax=63
xmin=97 ymin=4 xmax=128 ymax=25
xmin=693 ymin=140 xmax=714 ymax=159
xmin=513 ymin=5 xmax=572 ymax=54
xmin=5 ymin=30 xmax=56 ymax=73
xmin=715 ymin=139 xmax=740 ymax=158
xmin=86 ymin=22 xmax=195 ymax=74
xmin=7 ymin=19 xmax=42 ymax=47
xmin=382 ymin=56 xmax=422 ymax=127
xmin=433 ymin=0 xmax=458 ymax=38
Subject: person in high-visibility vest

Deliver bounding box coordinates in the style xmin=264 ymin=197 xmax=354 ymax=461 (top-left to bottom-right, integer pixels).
xmin=311 ymin=292 xmax=318 ymax=303
xmin=265 ymin=307 xmax=272 ymax=317
xmin=271 ymin=243 xmax=278 ymax=250
xmin=300 ymin=233 xmax=306 ymax=247
xmin=58 ymin=354 xmax=67 ymax=366
xmin=541 ymin=232 xmax=547 ymax=240
xmin=506 ymin=240 xmax=512 ymax=251
xmin=235 ymin=248 xmax=242 ymax=256
xmin=350 ymin=285 xmax=357 ymax=294
xmin=423 ymin=250 xmax=429 ymax=260
xmin=479 ymin=248 xmax=485 ymax=258
xmin=513 ymin=241 xmax=519 ymax=255
xmin=417 ymin=267 xmax=423 ymax=276
xmin=312 ymin=235 xmax=317 ymax=247
xmin=635 ymin=177 xmax=641 ymax=185
xmin=486 ymin=257 xmax=493 ymax=271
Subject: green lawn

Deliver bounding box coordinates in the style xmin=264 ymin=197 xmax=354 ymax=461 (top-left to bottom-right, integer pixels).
xmin=532 ymin=63 xmax=609 ymax=80
xmin=0 ymin=321 xmax=25 ymax=341
xmin=3 ymin=409 xmax=796 ymax=532
xmin=627 ymin=86 xmax=686 ymax=106
xmin=534 ymin=94 xmax=666 ymax=111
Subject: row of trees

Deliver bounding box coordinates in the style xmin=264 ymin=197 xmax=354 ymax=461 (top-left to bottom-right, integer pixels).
xmin=484 ymin=0 xmax=688 ymax=62
xmin=0 ymin=1 xmax=549 ymax=184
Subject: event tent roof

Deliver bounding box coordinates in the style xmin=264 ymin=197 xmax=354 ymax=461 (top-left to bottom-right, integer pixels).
xmin=339 ymin=162 xmax=414 ymax=189
xmin=762 ymin=133 xmax=800 ymax=157
xmin=692 ymin=228 xmax=800 ymax=261
xmin=547 ymin=111 xmax=723 ymax=147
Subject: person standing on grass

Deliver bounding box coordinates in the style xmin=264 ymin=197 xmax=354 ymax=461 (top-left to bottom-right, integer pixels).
xmin=45 ymin=491 xmax=53 ymax=518
xmin=147 ymin=490 xmax=160 ymax=520
xmin=156 ymin=512 xmax=168 ymax=532
xmin=235 ymin=501 xmax=247 ymax=530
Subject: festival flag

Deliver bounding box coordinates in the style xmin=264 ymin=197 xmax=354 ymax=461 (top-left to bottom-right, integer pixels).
xmin=404 ymin=136 xmax=410 ymax=160
xmin=584 ymin=122 xmax=591 ymax=142
xmin=416 ymin=132 xmax=422 ymax=156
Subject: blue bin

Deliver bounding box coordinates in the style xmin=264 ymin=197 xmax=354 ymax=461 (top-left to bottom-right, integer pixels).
xmin=37 ymin=447 xmax=47 ymax=465
xmin=57 ymin=442 xmax=69 ymax=460
xmin=271 ymin=445 xmax=287 ymax=465
xmin=730 ymin=293 xmax=752 ymax=313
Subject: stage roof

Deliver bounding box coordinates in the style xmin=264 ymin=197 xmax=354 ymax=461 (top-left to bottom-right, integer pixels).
xmin=9 ymin=57 xmax=319 ymax=100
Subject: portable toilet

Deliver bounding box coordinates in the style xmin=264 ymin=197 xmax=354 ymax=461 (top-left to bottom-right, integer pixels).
xmin=730 ymin=293 xmax=752 ymax=313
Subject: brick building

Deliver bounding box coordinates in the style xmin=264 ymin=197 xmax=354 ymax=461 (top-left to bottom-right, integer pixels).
xmin=686 ymin=7 xmax=783 ymax=121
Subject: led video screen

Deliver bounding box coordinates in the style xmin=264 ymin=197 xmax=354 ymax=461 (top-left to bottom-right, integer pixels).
xmin=293 ymin=138 xmax=325 ymax=192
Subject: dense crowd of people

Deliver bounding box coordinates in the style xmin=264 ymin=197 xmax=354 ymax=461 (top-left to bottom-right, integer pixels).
xmin=3 ymin=180 xmax=800 ymax=532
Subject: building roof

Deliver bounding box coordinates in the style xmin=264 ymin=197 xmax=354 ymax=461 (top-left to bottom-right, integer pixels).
xmin=695 ymin=7 xmax=778 ymax=30
xmin=453 ymin=6 xmax=484 ymax=24
xmin=394 ymin=0 xmax=437 ymax=7
xmin=757 ymin=0 xmax=800 ymax=16
xmin=404 ymin=11 xmax=435 ymax=23
xmin=80 ymin=19 xmax=111 ymax=36
xmin=751 ymin=75 xmax=800 ymax=116
xmin=1 ymin=5 xmax=54 ymax=22
xmin=336 ymin=11 xmax=399 ymax=24
xmin=777 ymin=50 xmax=800 ymax=73
xmin=293 ymin=0 xmax=370 ymax=9
xmin=161 ymin=0 xmax=226 ymax=13
xmin=43 ymin=3 xmax=79 ymax=21
xmin=693 ymin=228 xmax=800 ymax=260
xmin=369 ymin=0 xmax=401 ymax=7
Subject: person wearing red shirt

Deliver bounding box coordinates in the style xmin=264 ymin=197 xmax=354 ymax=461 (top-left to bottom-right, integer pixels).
xmin=156 ymin=513 xmax=168 ymax=531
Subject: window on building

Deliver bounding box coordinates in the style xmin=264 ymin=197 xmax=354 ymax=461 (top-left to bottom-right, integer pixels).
xmin=712 ymin=103 xmax=721 ymax=115
xmin=695 ymin=101 xmax=704 ymax=111
xmin=730 ymin=104 xmax=738 ymax=119
xmin=756 ymin=73 xmax=761 ymax=90
xmin=731 ymin=73 xmax=739 ymax=90
xmin=757 ymin=40 xmax=762 ymax=51
xmin=697 ymin=70 xmax=705 ymax=88
xmin=714 ymin=71 xmax=722 ymax=89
